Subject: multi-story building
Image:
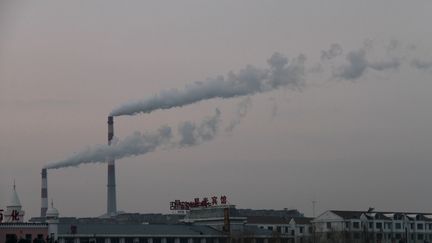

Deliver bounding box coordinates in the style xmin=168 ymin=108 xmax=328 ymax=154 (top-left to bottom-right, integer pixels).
xmin=313 ymin=210 xmax=432 ymax=243
xmin=245 ymin=216 xmax=313 ymax=243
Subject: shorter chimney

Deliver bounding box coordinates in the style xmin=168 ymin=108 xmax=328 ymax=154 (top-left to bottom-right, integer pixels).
xmin=41 ymin=168 xmax=48 ymax=217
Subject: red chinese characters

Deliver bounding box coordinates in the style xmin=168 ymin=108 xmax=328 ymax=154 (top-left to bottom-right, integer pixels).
xmin=170 ymin=195 xmax=228 ymax=210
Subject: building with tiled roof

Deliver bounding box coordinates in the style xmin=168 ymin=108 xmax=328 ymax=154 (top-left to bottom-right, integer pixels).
xmin=313 ymin=209 xmax=432 ymax=243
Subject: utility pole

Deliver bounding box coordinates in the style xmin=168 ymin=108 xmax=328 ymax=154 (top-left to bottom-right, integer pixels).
xmin=312 ymin=200 xmax=317 ymax=243
xmin=312 ymin=200 xmax=317 ymax=218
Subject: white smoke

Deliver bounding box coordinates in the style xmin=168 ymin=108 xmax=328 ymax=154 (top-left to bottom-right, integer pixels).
xmin=110 ymin=52 xmax=306 ymax=117
xmin=47 ymin=41 xmax=432 ymax=170
xmin=225 ymin=97 xmax=252 ymax=133
xmin=178 ymin=109 xmax=221 ymax=146
xmin=321 ymin=43 xmax=343 ymax=60
xmin=332 ymin=48 xmax=401 ymax=80
xmin=44 ymin=110 xmax=222 ymax=169
xmin=411 ymin=58 xmax=432 ymax=70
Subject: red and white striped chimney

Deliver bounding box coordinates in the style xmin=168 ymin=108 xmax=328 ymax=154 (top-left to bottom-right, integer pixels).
xmin=107 ymin=116 xmax=117 ymax=216
xmin=41 ymin=168 xmax=48 ymax=217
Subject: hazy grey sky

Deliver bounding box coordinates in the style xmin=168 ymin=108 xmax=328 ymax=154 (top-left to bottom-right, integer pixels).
xmin=1 ymin=0 xmax=432 ymax=218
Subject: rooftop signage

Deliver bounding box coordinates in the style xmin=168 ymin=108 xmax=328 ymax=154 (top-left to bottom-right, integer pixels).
xmin=170 ymin=195 xmax=228 ymax=211
xmin=0 ymin=209 xmax=22 ymax=223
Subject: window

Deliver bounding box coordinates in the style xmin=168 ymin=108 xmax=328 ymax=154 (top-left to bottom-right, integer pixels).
xmin=418 ymin=234 xmax=424 ymax=240
xmin=284 ymin=227 xmax=288 ymax=233
xmin=417 ymin=223 xmax=424 ymax=230
xmin=395 ymin=223 xmax=402 ymax=229
xmin=395 ymin=234 xmax=401 ymax=239
xmin=410 ymin=223 xmax=414 ymax=230
xmin=326 ymin=222 xmax=331 ymax=229
xmin=299 ymin=227 xmax=304 ymax=233
xmin=376 ymin=222 xmax=382 ymax=229
xmin=353 ymin=222 xmax=360 ymax=229
xmin=369 ymin=222 xmax=373 ymax=229
xmin=345 ymin=222 xmax=350 ymax=228
xmin=276 ymin=226 xmax=281 ymax=233
xmin=268 ymin=226 xmax=273 ymax=231
xmin=385 ymin=222 xmax=392 ymax=229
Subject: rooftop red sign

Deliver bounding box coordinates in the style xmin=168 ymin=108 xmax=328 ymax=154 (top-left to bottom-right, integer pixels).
xmin=170 ymin=196 xmax=228 ymax=210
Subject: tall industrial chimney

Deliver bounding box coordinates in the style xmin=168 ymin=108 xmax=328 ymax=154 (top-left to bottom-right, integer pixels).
xmin=107 ymin=116 xmax=117 ymax=216
xmin=41 ymin=168 xmax=48 ymax=217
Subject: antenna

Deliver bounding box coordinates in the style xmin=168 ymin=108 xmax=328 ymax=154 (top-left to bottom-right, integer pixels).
xmin=312 ymin=200 xmax=317 ymax=218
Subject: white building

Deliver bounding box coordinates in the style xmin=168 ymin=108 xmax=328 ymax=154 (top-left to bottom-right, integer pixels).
xmin=2 ymin=182 xmax=25 ymax=223
xmin=313 ymin=210 xmax=432 ymax=243
xmin=245 ymin=216 xmax=313 ymax=243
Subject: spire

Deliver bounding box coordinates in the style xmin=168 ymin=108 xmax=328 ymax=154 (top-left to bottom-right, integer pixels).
xmin=8 ymin=180 xmax=22 ymax=208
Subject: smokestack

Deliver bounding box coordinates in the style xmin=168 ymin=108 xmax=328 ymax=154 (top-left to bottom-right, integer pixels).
xmin=41 ymin=168 xmax=48 ymax=218
xmin=107 ymin=116 xmax=117 ymax=216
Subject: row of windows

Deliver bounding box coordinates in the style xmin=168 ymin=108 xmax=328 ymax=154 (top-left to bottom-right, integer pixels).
xmin=63 ymin=238 xmax=294 ymax=243
xmin=355 ymin=233 xmax=432 ymax=240
xmin=260 ymin=226 xmax=311 ymax=235
xmin=65 ymin=238 xmax=229 ymax=243
xmin=327 ymin=221 xmax=432 ymax=230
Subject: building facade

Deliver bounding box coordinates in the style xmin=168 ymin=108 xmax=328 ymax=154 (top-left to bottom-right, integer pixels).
xmin=245 ymin=216 xmax=313 ymax=243
xmin=313 ymin=210 xmax=432 ymax=243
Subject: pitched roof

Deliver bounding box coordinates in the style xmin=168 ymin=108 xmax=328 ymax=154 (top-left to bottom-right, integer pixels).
xmin=329 ymin=210 xmax=432 ymax=220
xmin=330 ymin=211 xmax=364 ymax=219
xmin=291 ymin=217 xmax=313 ymax=225
xmin=246 ymin=216 xmax=291 ymax=224
xmin=58 ymin=223 xmax=226 ymax=236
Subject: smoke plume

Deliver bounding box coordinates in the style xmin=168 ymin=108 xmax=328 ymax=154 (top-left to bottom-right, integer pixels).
xmin=110 ymin=53 xmax=306 ymax=117
xmin=48 ymin=40 xmax=432 ymax=170
xmin=411 ymin=58 xmax=432 ymax=70
xmin=333 ymin=48 xmax=401 ymax=80
xmin=45 ymin=110 xmax=222 ymax=169
xmin=225 ymin=97 xmax=252 ymax=132
xmin=321 ymin=43 xmax=343 ymax=60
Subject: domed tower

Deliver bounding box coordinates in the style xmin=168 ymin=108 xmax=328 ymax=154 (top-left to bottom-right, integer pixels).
xmin=3 ymin=181 xmax=25 ymax=222
xmin=46 ymin=200 xmax=60 ymax=241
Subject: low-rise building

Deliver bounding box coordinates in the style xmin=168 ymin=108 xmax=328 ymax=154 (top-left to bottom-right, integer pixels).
xmin=245 ymin=216 xmax=313 ymax=243
xmin=313 ymin=210 xmax=432 ymax=243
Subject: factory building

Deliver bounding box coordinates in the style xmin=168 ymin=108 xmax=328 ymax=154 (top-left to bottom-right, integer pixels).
xmin=2 ymin=189 xmax=295 ymax=243
xmin=47 ymin=205 xmax=293 ymax=243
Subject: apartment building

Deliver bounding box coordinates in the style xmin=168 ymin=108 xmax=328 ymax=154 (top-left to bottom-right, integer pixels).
xmin=313 ymin=210 xmax=432 ymax=243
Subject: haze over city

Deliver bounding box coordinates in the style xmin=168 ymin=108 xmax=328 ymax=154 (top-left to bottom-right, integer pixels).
xmin=1 ymin=0 xmax=432 ymax=219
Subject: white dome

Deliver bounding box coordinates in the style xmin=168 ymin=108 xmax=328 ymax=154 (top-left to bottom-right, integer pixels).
xmin=46 ymin=201 xmax=59 ymax=218
xmin=46 ymin=207 xmax=59 ymax=217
